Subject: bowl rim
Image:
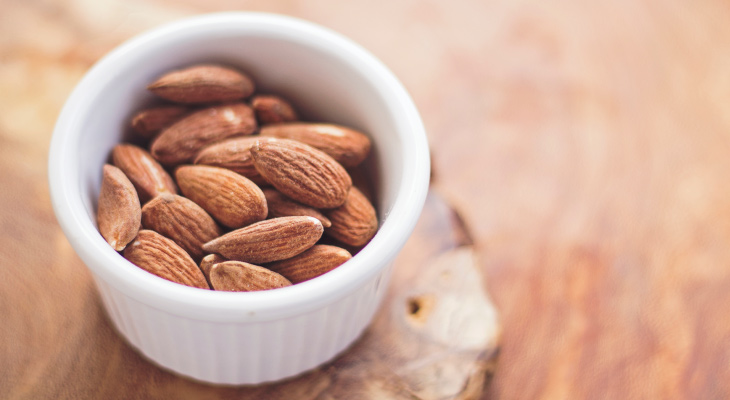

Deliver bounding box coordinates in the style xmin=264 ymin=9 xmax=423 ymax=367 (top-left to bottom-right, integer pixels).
xmin=48 ymin=12 xmax=430 ymax=322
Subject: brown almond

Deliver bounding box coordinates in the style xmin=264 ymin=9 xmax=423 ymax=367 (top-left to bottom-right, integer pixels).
xmin=347 ymin=165 xmax=376 ymax=204
xmin=251 ymin=139 xmax=352 ymax=208
xmin=123 ymin=230 xmax=209 ymax=289
xmin=203 ymin=216 xmax=323 ymax=264
xmin=141 ymin=194 xmax=222 ymax=262
xmin=112 ymin=144 xmax=178 ymax=203
xmin=147 ymin=64 xmax=255 ymax=104
xmin=316 ymin=235 xmax=365 ymax=256
xmin=131 ymin=105 xmax=189 ymax=138
xmin=97 ymin=164 xmax=141 ymax=251
xmin=251 ymin=95 xmax=298 ymax=125
xmin=266 ymin=245 xmax=351 ymax=284
xmin=200 ymin=253 xmax=226 ymax=282
xmin=209 ymin=261 xmax=291 ymax=292
xmin=193 ymin=136 xmax=271 ymax=186
xmin=260 ymin=123 xmax=371 ymax=167
xmin=263 ymin=188 xmax=331 ymax=228
xmin=325 ymin=187 xmax=378 ymax=247
xmin=150 ymin=103 xmax=257 ymax=166
xmin=176 ymin=165 xmax=267 ymax=229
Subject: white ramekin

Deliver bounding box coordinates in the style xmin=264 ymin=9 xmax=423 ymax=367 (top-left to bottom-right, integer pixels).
xmin=48 ymin=12 xmax=429 ymax=385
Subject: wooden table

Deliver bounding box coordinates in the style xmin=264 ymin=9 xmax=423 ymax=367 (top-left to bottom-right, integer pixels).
xmin=2 ymin=0 xmax=730 ymax=398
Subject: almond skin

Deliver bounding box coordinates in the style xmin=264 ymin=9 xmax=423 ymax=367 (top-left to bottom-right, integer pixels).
xmin=131 ymin=105 xmax=189 ymax=138
xmin=112 ymin=144 xmax=178 ymax=203
xmin=97 ymin=164 xmax=141 ymax=251
xmin=203 ymin=216 xmax=323 ymax=264
xmin=260 ymin=123 xmax=371 ymax=167
xmin=150 ymin=103 xmax=257 ymax=166
xmin=123 ymin=230 xmax=209 ymax=289
xmin=147 ymin=64 xmax=255 ymax=104
xmin=200 ymin=253 xmax=226 ymax=283
xmin=251 ymin=138 xmax=352 ymax=209
xmin=325 ymin=187 xmax=378 ymax=247
xmin=141 ymin=193 xmax=222 ymax=262
xmin=263 ymin=188 xmax=331 ymax=228
xmin=176 ymin=165 xmax=268 ymax=229
xmin=347 ymin=165 xmax=376 ymax=204
xmin=266 ymin=245 xmax=351 ymax=284
xmin=209 ymin=261 xmax=291 ymax=292
xmin=316 ymin=235 xmax=365 ymax=256
xmin=251 ymin=95 xmax=298 ymax=124
xmin=193 ymin=136 xmax=271 ymax=186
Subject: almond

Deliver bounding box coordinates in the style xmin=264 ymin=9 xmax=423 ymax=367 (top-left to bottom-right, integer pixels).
xmin=266 ymin=245 xmax=351 ymax=284
xmin=316 ymin=235 xmax=365 ymax=256
xmin=131 ymin=105 xmax=189 ymax=138
xmin=112 ymin=144 xmax=177 ymax=203
xmin=263 ymin=188 xmax=331 ymax=228
xmin=193 ymin=136 xmax=271 ymax=186
xmin=325 ymin=187 xmax=378 ymax=246
xmin=203 ymin=216 xmax=323 ymax=264
xmin=209 ymin=261 xmax=291 ymax=292
xmin=251 ymin=138 xmax=352 ymax=208
xmin=348 ymin=165 xmax=376 ymax=204
xmin=147 ymin=64 xmax=255 ymax=104
xmin=97 ymin=164 xmax=141 ymax=251
xmin=251 ymin=95 xmax=298 ymax=124
xmin=200 ymin=253 xmax=226 ymax=282
xmin=260 ymin=123 xmax=371 ymax=167
xmin=150 ymin=103 xmax=257 ymax=166
xmin=141 ymin=193 xmax=222 ymax=262
xmin=176 ymin=165 xmax=268 ymax=229
xmin=123 ymin=230 xmax=209 ymax=289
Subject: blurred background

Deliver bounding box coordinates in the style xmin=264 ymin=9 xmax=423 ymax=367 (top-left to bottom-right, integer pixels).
xmin=3 ymin=0 xmax=730 ymax=398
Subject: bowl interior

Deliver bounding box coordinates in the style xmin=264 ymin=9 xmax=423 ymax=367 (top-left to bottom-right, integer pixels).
xmin=50 ymin=13 xmax=428 ymax=321
xmin=79 ymin=31 xmax=402 ymax=224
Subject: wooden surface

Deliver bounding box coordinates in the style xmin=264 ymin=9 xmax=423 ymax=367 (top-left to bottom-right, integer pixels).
xmin=3 ymin=0 xmax=730 ymax=399
xmin=1 ymin=164 xmax=499 ymax=399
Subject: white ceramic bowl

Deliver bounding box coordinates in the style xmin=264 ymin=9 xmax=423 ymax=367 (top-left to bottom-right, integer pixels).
xmin=48 ymin=12 xmax=429 ymax=385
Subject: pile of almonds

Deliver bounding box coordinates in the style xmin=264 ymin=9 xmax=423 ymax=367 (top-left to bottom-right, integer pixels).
xmin=97 ymin=64 xmax=378 ymax=292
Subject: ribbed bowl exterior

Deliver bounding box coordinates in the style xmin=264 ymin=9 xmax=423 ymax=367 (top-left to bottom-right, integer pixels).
xmin=93 ymin=265 xmax=392 ymax=385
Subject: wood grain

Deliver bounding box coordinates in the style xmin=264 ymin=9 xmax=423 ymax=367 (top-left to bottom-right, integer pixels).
xmin=3 ymin=0 xmax=730 ymax=398
xmin=422 ymin=2 xmax=730 ymax=399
